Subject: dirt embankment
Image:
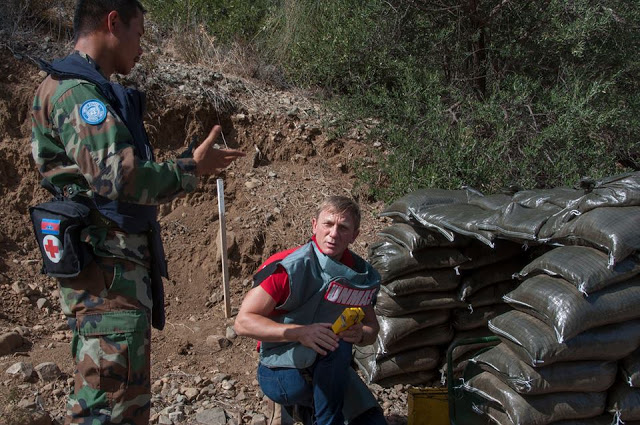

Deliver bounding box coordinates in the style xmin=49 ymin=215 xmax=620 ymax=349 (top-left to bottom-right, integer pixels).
xmin=0 ymin=34 xmax=407 ymax=424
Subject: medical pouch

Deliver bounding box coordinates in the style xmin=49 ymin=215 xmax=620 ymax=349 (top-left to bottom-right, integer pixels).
xmin=29 ymin=199 xmax=93 ymax=278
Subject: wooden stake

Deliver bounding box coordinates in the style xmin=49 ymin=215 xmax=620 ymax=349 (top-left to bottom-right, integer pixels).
xmin=217 ymin=178 xmax=231 ymax=318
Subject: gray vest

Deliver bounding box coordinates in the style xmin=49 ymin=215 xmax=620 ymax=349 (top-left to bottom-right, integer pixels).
xmin=260 ymin=241 xmax=380 ymax=369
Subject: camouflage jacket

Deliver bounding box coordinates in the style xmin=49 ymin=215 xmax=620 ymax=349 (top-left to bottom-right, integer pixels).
xmin=31 ymin=52 xmax=196 ymax=265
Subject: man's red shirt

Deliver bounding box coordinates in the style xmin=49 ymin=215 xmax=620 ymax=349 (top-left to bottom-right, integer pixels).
xmin=259 ymin=235 xmax=355 ymax=308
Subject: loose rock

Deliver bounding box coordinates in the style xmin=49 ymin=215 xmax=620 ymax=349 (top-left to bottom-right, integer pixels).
xmin=35 ymin=362 xmax=62 ymax=382
xmin=196 ymin=407 xmax=227 ymax=425
xmin=0 ymin=332 xmax=24 ymax=356
xmin=225 ymin=326 xmax=237 ymax=340
xmin=6 ymin=362 xmax=35 ymax=382
xmin=206 ymin=335 xmax=232 ymax=350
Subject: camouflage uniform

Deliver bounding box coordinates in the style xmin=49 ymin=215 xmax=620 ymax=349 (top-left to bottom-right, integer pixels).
xmin=31 ymin=52 xmax=195 ymax=424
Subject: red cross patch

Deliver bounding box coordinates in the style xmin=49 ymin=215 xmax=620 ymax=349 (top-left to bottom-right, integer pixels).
xmin=43 ymin=235 xmax=63 ymax=263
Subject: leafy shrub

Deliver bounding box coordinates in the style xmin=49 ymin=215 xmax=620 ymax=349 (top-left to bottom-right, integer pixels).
xmin=144 ymin=0 xmax=272 ymax=43
xmin=258 ymin=0 xmax=640 ymax=201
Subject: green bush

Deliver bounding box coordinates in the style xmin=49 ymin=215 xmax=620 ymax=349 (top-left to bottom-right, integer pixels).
xmin=145 ymin=0 xmax=272 ymax=42
xmin=256 ymin=0 xmax=639 ymax=201
xmin=144 ymin=0 xmax=640 ymax=202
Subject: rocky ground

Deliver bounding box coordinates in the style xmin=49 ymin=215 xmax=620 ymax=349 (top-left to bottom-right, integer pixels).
xmin=0 ymin=22 xmax=410 ymax=425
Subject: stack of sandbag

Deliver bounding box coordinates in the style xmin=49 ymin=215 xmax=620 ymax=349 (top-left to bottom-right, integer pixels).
xmin=355 ymin=189 xmax=530 ymax=386
xmin=465 ymin=312 xmax=640 ymax=424
xmin=354 ymin=219 xmax=468 ymax=387
xmin=443 ymin=238 xmax=529 ymax=380
xmin=463 ymin=244 xmax=640 ymax=423
xmin=609 ymin=347 xmax=640 ymax=423
xmin=359 ymin=172 xmax=640 ymax=399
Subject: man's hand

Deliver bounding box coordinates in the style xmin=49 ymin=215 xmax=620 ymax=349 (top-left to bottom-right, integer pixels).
xmin=235 ymin=287 xmax=339 ymax=356
xmin=192 ymin=125 xmax=245 ymax=176
xmin=295 ymin=323 xmax=340 ymax=356
xmin=336 ymin=322 xmax=364 ymax=345
xmin=338 ymin=306 xmax=378 ymax=346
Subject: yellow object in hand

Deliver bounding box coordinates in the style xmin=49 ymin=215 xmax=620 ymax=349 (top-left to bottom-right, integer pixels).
xmin=331 ymin=307 xmax=365 ymax=334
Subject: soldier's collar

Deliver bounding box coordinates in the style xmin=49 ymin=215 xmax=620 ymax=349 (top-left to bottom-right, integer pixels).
xmin=72 ymin=50 xmax=107 ymax=79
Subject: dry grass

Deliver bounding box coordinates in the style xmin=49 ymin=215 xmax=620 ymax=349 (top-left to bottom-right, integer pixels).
xmin=150 ymin=20 xmax=289 ymax=89
xmin=165 ymin=23 xmax=260 ymax=80
xmin=1 ymin=0 xmax=73 ymax=40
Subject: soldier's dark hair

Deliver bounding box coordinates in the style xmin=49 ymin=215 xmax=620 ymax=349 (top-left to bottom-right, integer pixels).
xmin=73 ymin=0 xmax=146 ymax=40
xmin=315 ymin=196 xmax=361 ymax=231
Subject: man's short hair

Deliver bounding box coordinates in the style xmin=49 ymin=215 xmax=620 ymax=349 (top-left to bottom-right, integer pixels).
xmin=316 ymin=196 xmax=361 ymax=231
xmin=73 ymin=0 xmax=146 ymax=40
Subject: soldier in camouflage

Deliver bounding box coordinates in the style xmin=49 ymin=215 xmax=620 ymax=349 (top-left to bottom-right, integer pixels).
xmin=30 ymin=1 xmax=245 ymax=423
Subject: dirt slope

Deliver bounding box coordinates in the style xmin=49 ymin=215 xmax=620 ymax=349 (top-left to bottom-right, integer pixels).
xmin=0 ymin=33 xmax=406 ymax=424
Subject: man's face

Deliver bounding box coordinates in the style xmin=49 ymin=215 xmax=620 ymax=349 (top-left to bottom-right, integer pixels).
xmin=312 ymin=208 xmax=359 ymax=260
xmin=113 ymin=10 xmax=144 ymax=75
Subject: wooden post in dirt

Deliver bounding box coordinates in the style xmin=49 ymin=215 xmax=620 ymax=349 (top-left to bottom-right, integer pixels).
xmin=217 ymin=179 xmax=232 ymax=318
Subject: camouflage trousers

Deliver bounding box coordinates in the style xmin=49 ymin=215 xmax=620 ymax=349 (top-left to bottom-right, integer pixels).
xmin=57 ymin=255 xmax=153 ymax=425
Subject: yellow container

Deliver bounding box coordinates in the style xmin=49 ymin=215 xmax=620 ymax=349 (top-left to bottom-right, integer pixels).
xmin=408 ymin=387 xmax=449 ymax=425
xmin=331 ymin=307 xmax=365 ymax=333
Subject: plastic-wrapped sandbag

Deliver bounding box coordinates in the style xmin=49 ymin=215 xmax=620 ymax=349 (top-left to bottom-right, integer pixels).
xmin=504 ymin=275 xmax=640 ymax=342
xmin=459 ymin=239 xmax=524 ymax=270
xmin=447 ymin=328 xmax=498 ymax=364
xmin=482 ymin=201 xmax=563 ymax=241
xmin=411 ymin=203 xmax=497 ymax=246
xmin=607 ymin=380 xmax=640 ymax=421
xmin=622 ymin=348 xmax=640 ymax=388
xmin=376 ymin=223 xmax=464 ymax=252
xmin=465 ymin=281 xmax=518 ymax=310
xmin=353 ymin=343 xmax=440 ymax=383
xmin=377 ymin=322 xmax=454 ymax=358
xmin=380 ymin=269 xmax=460 ymax=296
xmin=442 ymin=328 xmax=498 ymax=383
xmin=480 ymin=405 xmax=615 ymax=425
xmin=536 ymin=208 xmax=583 ymax=240
xmin=375 ymin=290 xmax=466 ymax=317
xmin=379 ymin=188 xmax=480 ymax=222
xmin=440 ymin=353 xmax=476 ymax=384
xmin=377 ymin=310 xmax=450 ymax=349
xmin=463 ymin=371 xmax=606 ymax=425
xmin=511 ymin=187 xmax=585 ymax=209
xmin=488 ymin=310 xmax=640 ymax=366
xmin=452 ymin=304 xmax=512 ymax=331
xmin=368 ymin=239 xmax=468 ymax=282
xmin=550 ymin=206 xmax=640 ymax=266
xmin=468 ymin=193 xmax=512 ymax=211
xmin=499 ymin=187 xmax=585 ymax=241
xmin=470 ymin=343 xmax=617 ymax=394
xmin=458 ymin=259 xmax=525 ymax=301
xmin=577 ymin=172 xmax=640 ymax=212
xmin=517 ymin=246 xmax=640 ymax=295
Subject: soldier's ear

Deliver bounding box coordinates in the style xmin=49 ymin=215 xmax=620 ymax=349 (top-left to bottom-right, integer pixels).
xmin=106 ymin=11 xmax=120 ymax=34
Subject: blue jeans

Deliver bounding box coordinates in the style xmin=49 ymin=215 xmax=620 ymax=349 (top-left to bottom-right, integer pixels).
xmin=258 ymin=341 xmax=386 ymax=425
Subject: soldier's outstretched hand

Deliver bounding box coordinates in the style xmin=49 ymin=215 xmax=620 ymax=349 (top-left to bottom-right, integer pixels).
xmin=193 ymin=125 xmax=245 ymax=176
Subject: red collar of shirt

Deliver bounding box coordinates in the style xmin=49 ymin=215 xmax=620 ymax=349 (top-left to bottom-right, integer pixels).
xmin=311 ymin=235 xmax=355 ymax=268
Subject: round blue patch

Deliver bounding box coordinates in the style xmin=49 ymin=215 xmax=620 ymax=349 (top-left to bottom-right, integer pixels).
xmin=80 ymin=99 xmax=107 ymax=125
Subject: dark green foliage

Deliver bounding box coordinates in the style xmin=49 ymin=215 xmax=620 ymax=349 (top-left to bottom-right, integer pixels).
xmin=144 ymin=0 xmax=640 ymax=202
xmin=144 ymin=0 xmax=273 ymax=42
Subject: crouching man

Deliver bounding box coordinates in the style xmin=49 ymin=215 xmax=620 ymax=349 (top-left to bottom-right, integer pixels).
xmin=234 ymin=196 xmax=387 ymax=425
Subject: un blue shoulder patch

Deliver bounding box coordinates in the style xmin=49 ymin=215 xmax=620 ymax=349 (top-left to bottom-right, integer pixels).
xmin=80 ymin=99 xmax=107 ymax=125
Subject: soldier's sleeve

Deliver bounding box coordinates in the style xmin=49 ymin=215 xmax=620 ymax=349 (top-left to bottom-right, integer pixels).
xmin=32 ymin=78 xmax=86 ymax=190
xmin=50 ymin=81 xmax=197 ymax=205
